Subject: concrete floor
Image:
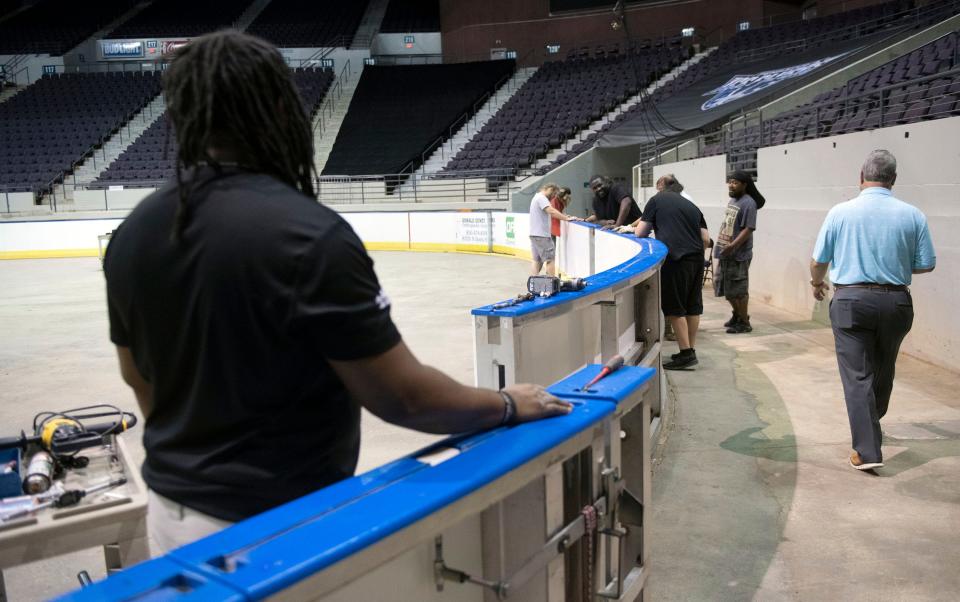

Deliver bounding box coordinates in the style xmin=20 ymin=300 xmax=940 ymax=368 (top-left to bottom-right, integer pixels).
xmin=1 ymin=254 xmax=958 ymax=600
xmin=650 ymin=296 xmax=960 ymax=601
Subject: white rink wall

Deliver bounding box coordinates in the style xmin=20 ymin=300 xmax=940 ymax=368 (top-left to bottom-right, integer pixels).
xmin=650 ymin=116 xmax=960 ymax=372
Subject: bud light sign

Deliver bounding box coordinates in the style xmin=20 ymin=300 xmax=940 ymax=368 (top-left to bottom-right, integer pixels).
xmin=101 ymin=40 xmax=144 ymax=58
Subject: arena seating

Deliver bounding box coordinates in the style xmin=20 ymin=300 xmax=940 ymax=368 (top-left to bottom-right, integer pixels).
xmin=322 ymin=60 xmax=516 ymax=176
xmin=715 ymin=0 xmax=912 ymax=64
xmin=107 ymin=0 xmax=253 ymax=39
xmin=0 ymin=71 xmax=161 ymax=195
xmin=536 ymin=0 xmax=960 ymax=175
xmin=441 ymin=46 xmax=686 ymax=174
xmin=246 ymin=0 xmax=370 ymax=48
xmin=380 ymin=0 xmax=440 ymax=33
xmin=0 ymin=0 xmax=135 ymax=55
xmin=762 ymin=31 xmax=960 ymax=145
xmin=704 ymin=30 xmax=960 ymax=174
xmin=92 ymin=68 xmax=334 ymax=187
xmin=653 ymin=0 xmax=913 ymax=101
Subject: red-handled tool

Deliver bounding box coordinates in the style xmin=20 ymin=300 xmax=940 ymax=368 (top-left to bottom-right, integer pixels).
xmin=582 ymin=355 xmax=624 ymax=391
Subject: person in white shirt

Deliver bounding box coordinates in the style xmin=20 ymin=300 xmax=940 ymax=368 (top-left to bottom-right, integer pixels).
xmin=529 ymin=182 xmax=581 ymax=276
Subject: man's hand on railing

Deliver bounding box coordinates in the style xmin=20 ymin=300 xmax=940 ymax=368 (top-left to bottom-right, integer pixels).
xmin=501 ymin=383 xmax=573 ymax=424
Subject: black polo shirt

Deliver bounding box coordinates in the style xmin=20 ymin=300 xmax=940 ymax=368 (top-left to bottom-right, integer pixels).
xmin=592 ymin=182 xmax=642 ymax=224
xmin=640 ymin=191 xmax=707 ymax=261
xmin=104 ymin=166 xmax=401 ymax=521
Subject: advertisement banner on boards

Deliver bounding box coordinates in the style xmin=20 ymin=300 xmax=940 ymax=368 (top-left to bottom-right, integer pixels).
xmin=456 ymin=213 xmax=490 ymax=250
xmin=162 ymin=40 xmax=190 ymax=55
xmin=101 ymin=40 xmax=145 ymax=59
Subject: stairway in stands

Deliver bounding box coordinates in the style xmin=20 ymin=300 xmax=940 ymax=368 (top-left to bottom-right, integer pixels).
xmin=0 ymin=53 xmax=31 ymax=105
xmin=0 ymin=82 xmax=25 ymax=105
xmin=58 ymin=95 xmax=166 ymax=203
xmin=415 ymin=67 xmax=538 ymax=176
xmin=530 ymin=47 xmax=717 ymax=174
xmin=312 ymin=66 xmax=365 ymax=173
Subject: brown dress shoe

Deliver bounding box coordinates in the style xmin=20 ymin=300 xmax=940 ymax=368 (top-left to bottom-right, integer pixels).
xmin=849 ymin=451 xmax=883 ymax=471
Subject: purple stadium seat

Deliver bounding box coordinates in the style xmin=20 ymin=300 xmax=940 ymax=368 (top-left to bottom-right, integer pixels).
xmin=758 ymin=27 xmax=959 ymax=146
xmin=902 ymin=99 xmax=932 ymax=122
xmin=90 ymin=68 xmax=334 ymax=187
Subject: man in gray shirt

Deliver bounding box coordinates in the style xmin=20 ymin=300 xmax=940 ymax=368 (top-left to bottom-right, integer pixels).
xmin=714 ymin=171 xmax=765 ymax=333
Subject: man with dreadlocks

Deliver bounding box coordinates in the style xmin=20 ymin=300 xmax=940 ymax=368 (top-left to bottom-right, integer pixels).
xmin=714 ymin=171 xmax=765 ymax=334
xmin=103 ymin=31 xmax=571 ymax=553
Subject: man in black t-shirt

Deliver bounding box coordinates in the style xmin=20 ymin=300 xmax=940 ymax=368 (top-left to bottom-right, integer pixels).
xmin=586 ymin=175 xmax=641 ymax=227
xmin=635 ymin=191 xmax=711 ymax=369
xmin=104 ymin=31 xmax=571 ymax=553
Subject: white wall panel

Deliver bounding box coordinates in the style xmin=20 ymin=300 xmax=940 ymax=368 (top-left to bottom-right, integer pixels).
xmin=0 ymin=219 xmax=123 ymax=254
xmin=655 ymin=116 xmax=960 ymax=371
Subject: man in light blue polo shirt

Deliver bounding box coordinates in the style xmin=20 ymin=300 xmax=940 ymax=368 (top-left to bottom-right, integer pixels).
xmin=810 ymin=149 xmax=936 ymax=472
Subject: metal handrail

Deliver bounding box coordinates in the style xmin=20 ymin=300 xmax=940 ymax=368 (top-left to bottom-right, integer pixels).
xmin=2 ymin=53 xmax=28 ymax=74
xmin=373 ymin=64 xmax=521 ymax=176
xmin=313 ymin=168 xmax=523 ymax=205
xmin=54 ymin=61 xmax=168 ymax=75
xmin=652 ymin=22 xmax=960 ymax=167
xmin=766 ymin=65 xmax=960 ymax=139
xmin=7 ymin=64 xmax=29 ymax=86
xmin=687 ymin=64 xmax=960 ymax=177
xmin=420 ymin=135 xmax=446 ymax=172
xmin=25 ymin=96 xmax=158 ymax=202
xmin=19 ymin=167 xmax=531 ymax=213
xmin=841 ymin=28 xmax=960 ymax=97
xmin=303 ymin=35 xmax=355 ymax=63
xmin=315 ymin=168 xmax=523 ymax=182
xmin=313 ymin=60 xmax=352 ymax=137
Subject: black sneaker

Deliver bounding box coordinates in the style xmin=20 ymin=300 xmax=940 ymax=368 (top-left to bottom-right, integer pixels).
xmin=664 ymin=354 xmax=698 ymax=370
xmin=670 ymin=349 xmax=696 ymax=361
xmin=723 ymin=313 xmax=737 ymax=328
xmin=726 ymin=321 xmax=753 ymax=334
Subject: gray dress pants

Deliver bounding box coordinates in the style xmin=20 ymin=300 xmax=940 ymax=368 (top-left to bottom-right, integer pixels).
xmin=830 ymin=287 xmax=913 ymax=463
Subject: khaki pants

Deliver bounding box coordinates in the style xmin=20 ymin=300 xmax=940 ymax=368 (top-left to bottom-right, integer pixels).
xmin=148 ymin=489 xmax=233 ymax=556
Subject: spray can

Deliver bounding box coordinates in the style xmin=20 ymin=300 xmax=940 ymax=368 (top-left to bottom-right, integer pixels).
xmin=22 ymin=451 xmax=54 ymax=494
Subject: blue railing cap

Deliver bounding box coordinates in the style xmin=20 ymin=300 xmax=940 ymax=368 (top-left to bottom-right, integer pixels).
xmin=472 ymin=222 xmax=667 ymax=317
xmin=57 ymin=365 xmax=655 ymax=601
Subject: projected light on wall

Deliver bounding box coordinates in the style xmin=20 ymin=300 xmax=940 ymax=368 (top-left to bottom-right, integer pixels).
xmin=681 ymin=27 xmax=695 ymax=38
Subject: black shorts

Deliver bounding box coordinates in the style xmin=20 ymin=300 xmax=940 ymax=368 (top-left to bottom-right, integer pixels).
xmin=661 ymin=255 xmax=704 ymax=317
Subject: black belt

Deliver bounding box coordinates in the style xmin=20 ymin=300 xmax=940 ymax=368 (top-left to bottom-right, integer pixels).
xmin=834 ymin=283 xmax=909 ymax=292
